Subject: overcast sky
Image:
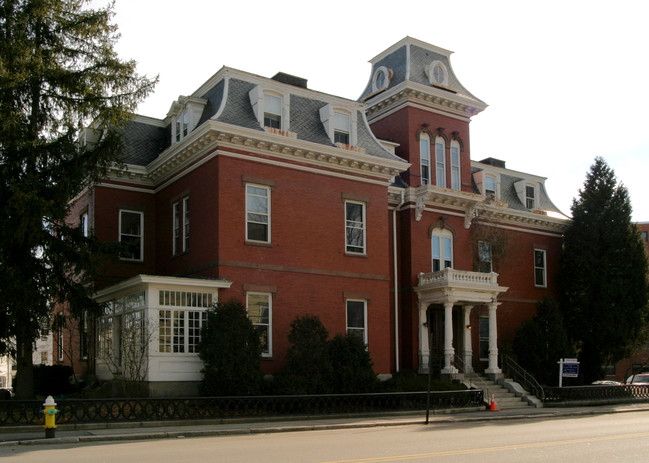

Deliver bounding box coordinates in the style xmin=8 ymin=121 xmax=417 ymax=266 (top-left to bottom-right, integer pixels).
xmin=107 ymin=0 xmax=649 ymax=221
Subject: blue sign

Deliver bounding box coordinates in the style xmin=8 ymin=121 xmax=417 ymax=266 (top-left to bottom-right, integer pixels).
xmin=562 ymin=363 xmax=579 ymax=377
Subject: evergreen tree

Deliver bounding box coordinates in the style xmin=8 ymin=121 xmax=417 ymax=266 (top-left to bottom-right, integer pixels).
xmin=560 ymin=157 xmax=649 ymax=383
xmin=0 ymin=0 xmax=156 ymax=398
xmin=198 ymin=300 xmax=264 ymax=396
xmin=278 ymin=314 xmax=332 ymax=394
xmin=513 ymin=297 xmax=571 ymax=385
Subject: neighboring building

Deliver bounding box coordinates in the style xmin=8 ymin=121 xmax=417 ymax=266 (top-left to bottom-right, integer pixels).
xmin=64 ymin=37 xmax=567 ymax=396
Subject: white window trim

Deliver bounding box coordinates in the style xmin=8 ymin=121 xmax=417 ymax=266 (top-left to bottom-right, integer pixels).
xmin=172 ymin=197 xmax=190 ymax=256
xmin=249 ymin=86 xmax=288 ymax=132
xmin=534 ymin=248 xmax=547 ymax=288
xmin=371 ymin=66 xmax=391 ymax=93
xmin=169 ymin=96 xmax=207 ymax=144
xmin=450 ymin=140 xmax=461 ymax=190
xmin=119 ymin=209 xmax=144 ymax=261
xmin=245 ymin=184 xmax=271 ymax=244
xmin=514 ymin=180 xmax=538 ymax=210
xmin=320 ymin=104 xmax=357 ymax=146
xmin=420 ymin=133 xmax=431 ymax=186
xmin=346 ymin=299 xmax=368 ymax=344
xmin=246 ymin=292 xmax=273 ymax=357
xmin=345 ymin=200 xmax=366 ymax=255
xmin=427 ymin=60 xmax=449 ymax=86
xmin=432 ymin=228 xmax=454 ymax=272
xmin=435 ymin=137 xmax=446 ymax=188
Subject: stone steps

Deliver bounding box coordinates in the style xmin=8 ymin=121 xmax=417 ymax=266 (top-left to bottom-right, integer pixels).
xmin=460 ymin=373 xmax=535 ymax=410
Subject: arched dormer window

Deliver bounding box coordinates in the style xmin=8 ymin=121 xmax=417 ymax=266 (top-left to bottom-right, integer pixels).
xmin=435 ymin=136 xmax=446 ymax=188
xmin=431 ymin=228 xmax=453 ymax=272
xmin=320 ymin=105 xmax=357 ymax=147
xmin=450 ymin=140 xmax=460 ymax=190
xmin=249 ymin=87 xmax=287 ymax=132
xmin=419 ymin=133 xmax=431 ymax=185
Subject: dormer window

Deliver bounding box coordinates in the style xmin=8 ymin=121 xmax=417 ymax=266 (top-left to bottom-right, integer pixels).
xmin=427 ymin=60 xmax=449 ymax=87
xmin=514 ymin=180 xmax=538 ymax=210
xmin=334 ymin=112 xmax=350 ymax=145
xmin=175 ymin=112 xmax=188 ymax=142
xmin=371 ymin=66 xmax=392 ymax=93
xmin=320 ymin=104 xmax=357 ymax=147
xmin=168 ymin=96 xmax=207 ymax=144
xmin=485 ymin=175 xmax=496 ymax=199
xmin=525 ymin=185 xmax=536 ymax=209
xmin=249 ymin=87 xmax=289 ymax=133
xmin=263 ymin=94 xmax=282 ymax=129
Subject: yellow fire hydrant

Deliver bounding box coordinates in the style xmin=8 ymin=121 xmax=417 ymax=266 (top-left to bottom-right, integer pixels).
xmin=43 ymin=395 xmax=58 ymax=438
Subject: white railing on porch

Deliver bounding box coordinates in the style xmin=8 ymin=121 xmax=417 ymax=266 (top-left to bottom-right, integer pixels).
xmin=418 ymin=268 xmax=499 ymax=288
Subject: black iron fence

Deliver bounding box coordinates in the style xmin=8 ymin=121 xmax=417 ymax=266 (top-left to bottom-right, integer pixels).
xmin=543 ymin=384 xmax=649 ymax=406
xmin=0 ymin=390 xmax=484 ymax=426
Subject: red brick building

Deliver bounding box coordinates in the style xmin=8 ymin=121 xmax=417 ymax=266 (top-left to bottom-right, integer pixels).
xmin=59 ymin=37 xmax=568 ymax=395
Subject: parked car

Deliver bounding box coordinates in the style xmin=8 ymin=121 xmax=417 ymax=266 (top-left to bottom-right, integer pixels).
xmin=592 ymin=380 xmax=622 ymax=385
xmin=625 ymin=374 xmax=649 ymax=385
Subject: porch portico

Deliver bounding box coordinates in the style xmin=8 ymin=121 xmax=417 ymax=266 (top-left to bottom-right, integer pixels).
xmin=414 ymin=268 xmax=508 ymax=377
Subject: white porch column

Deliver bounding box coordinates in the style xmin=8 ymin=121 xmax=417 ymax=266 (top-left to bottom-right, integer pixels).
xmin=441 ymin=301 xmax=457 ymax=374
xmin=485 ymin=301 xmax=502 ymax=374
xmin=462 ymin=305 xmax=474 ymax=373
xmin=418 ymin=302 xmax=429 ymax=373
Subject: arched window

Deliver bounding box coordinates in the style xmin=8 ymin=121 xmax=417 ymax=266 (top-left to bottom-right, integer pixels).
xmin=432 ymin=228 xmax=453 ymax=272
xmin=450 ymin=140 xmax=460 ymax=190
xmin=435 ymin=137 xmax=446 ymax=188
xmin=419 ymin=133 xmax=431 ymax=185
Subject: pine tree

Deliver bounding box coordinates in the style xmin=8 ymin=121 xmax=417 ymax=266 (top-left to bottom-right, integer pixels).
xmin=0 ymin=0 xmax=156 ymax=398
xmin=560 ymin=157 xmax=649 ymax=383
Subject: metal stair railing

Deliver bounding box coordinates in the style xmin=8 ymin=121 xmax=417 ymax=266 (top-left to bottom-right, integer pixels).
xmin=453 ymin=355 xmax=490 ymax=405
xmin=501 ymin=354 xmax=545 ymax=401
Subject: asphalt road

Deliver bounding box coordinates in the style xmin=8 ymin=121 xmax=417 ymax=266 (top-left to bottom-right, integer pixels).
xmin=3 ymin=411 xmax=649 ymax=462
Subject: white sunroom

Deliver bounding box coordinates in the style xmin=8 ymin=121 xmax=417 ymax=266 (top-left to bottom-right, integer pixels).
xmin=93 ymin=274 xmax=232 ymax=396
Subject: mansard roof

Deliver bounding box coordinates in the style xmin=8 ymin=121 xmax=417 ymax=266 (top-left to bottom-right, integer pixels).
xmin=120 ymin=67 xmax=406 ymax=169
xmin=360 ymin=37 xmax=487 ymax=119
xmin=471 ymin=160 xmax=565 ymax=216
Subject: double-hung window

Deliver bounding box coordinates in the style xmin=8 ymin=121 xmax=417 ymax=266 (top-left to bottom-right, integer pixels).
xmin=534 ymin=249 xmax=547 ymax=287
xmin=246 ymin=184 xmax=270 ymax=243
xmin=173 ymin=196 xmax=190 ymax=255
xmin=435 ymin=137 xmax=446 ymax=187
xmin=119 ymin=210 xmax=143 ymax=261
xmin=450 ymin=141 xmax=460 ymax=190
xmin=420 ymin=134 xmax=431 ymax=185
xmin=432 ymin=229 xmax=453 ymax=272
xmin=346 ymin=299 xmax=367 ymax=344
xmin=485 ymin=175 xmax=496 ymax=199
xmin=247 ymin=292 xmax=272 ymax=357
xmin=526 ymin=185 xmax=536 ymax=209
xmin=263 ymin=94 xmax=282 ymax=129
xmin=345 ymin=200 xmax=366 ymax=254
xmin=334 ymin=112 xmax=350 ymax=145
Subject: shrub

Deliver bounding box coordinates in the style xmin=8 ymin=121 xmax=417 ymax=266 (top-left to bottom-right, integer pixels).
xmin=326 ymin=334 xmax=379 ymax=393
xmin=198 ymin=299 xmax=264 ymax=396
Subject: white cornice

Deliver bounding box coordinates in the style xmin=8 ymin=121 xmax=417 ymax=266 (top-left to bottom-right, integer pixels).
xmin=365 ymin=80 xmax=487 ymax=122
xmin=105 ymin=120 xmax=409 ymax=188
xmin=388 ymin=185 xmax=568 ymax=233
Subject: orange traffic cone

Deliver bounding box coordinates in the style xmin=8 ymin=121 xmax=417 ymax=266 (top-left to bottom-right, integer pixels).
xmin=488 ymin=393 xmax=499 ymax=411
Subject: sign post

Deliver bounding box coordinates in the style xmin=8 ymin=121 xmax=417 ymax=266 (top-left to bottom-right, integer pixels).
xmin=558 ymin=358 xmax=579 ymax=387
